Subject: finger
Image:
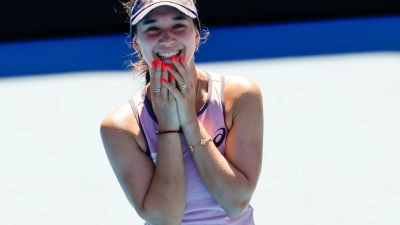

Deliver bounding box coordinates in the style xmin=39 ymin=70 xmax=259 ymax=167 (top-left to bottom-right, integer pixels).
xmin=167 ymin=68 xmax=185 ymax=89
xmin=150 ymin=58 xmax=162 ymax=98
xmin=168 ymin=72 xmax=176 ymax=100
xmin=172 ymin=55 xmax=193 ymax=88
xmin=179 ymin=55 xmax=191 ymax=72
xmin=162 ymin=77 xmax=183 ymax=100
xmin=169 ymin=72 xmax=175 ymax=86
xmin=149 ymin=60 xmax=156 ymax=96
xmin=149 ymin=59 xmax=156 ymax=87
xmin=161 ymin=63 xmax=169 ymax=98
xmin=179 ymin=56 xmax=193 ymax=86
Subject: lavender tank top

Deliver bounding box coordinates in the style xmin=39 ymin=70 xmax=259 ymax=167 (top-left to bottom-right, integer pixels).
xmin=129 ymin=72 xmax=255 ymax=225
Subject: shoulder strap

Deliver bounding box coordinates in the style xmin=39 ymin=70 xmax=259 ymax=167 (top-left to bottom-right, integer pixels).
xmin=129 ymin=98 xmax=140 ymax=125
xmin=129 ymin=91 xmax=152 ymax=158
xmin=220 ymin=74 xmax=226 ymax=108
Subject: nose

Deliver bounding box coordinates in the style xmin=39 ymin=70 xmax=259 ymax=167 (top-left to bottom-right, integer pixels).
xmin=159 ymin=30 xmax=175 ymax=46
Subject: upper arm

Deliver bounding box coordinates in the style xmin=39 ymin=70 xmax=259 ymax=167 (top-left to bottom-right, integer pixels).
xmin=224 ymin=77 xmax=264 ymax=191
xmin=100 ymin=104 xmax=155 ymax=216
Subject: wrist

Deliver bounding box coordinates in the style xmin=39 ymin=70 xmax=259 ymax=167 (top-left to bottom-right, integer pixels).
xmin=180 ymin=117 xmax=199 ymax=129
xmin=158 ymin=125 xmax=180 ymax=131
xmin=157 ymin=118 xmax=180 ymax=131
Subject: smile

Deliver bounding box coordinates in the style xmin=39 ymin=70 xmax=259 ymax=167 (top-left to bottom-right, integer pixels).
xmin=157 ymin=50 xmax=181 ymax=59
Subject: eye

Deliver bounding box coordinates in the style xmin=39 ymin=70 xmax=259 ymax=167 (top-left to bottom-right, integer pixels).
xmin=145 ymin=26 xmax=159 ymax=32
xmin=173 ymin=23 xmax=186 ymax=29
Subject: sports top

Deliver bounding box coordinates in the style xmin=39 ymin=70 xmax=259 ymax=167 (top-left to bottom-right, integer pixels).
xmin=129 ymin=71 xmax=254 ymax=224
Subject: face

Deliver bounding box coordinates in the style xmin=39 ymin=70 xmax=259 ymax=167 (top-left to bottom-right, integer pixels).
xmin=133 ymin=6 xmax=200 ymax=66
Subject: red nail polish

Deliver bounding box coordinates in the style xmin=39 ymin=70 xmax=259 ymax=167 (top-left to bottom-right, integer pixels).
xmin=157 ymin=58 xmax=162 ymax=66
xmin=166 ymin=64 xmax=172 ymax=69
xmin=169 ymin=73 xmax=174 ymax=80
xmin=172 ymin=55 xmax=178 ymax=62
xmin=162 ymin=64 xmax=166 ymax=71
xmin=179 ymin=55 xmax=185 ymax=62
xmin=161 ymin=78 xmax=168 ymax=83
xmin=151 ymin=60 xmax=157 ymax=68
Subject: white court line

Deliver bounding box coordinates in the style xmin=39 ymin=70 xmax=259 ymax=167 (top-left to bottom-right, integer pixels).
xmin=1 ymin=52 xmax=399 ymax=224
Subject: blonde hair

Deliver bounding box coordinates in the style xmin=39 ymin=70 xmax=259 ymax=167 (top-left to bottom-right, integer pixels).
xmin=121 ymin=0 xmax=209 ymax=83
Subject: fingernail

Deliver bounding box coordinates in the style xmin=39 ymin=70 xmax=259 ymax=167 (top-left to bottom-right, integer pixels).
xmin=179 ymin=55 xmax=185 ymax=62
xmin=151 ymin=60 xmax=157 ymax=68
xmin=161 ymin=78 xmax=168 ymax=83
xmin=172 ymin=55 xmax=178 ymax=62
xmin=166 ymin=64 xmax=172 ymax=69
xmin=162 ymin=64 xmax=166 ymax=71
xmin=157 ymin=58 xmax=162 ymax=66
xmin=169 ymin=73 xmax=174 ymax=80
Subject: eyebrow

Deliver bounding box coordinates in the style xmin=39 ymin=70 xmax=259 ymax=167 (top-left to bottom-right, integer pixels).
xmin=142 ymin=16 xmax=188 ymax=25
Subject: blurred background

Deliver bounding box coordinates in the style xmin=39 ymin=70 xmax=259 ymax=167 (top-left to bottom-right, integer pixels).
xmin=2 ymin=0 xmax=400 ymax=76
xmin=1 ymin=0 xmax=400 ymax=224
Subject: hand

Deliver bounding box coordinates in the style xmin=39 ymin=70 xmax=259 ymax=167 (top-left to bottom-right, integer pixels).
xmin=161 ymin=55 xmax=198 ymax=127
xmin=149 ymin=58 xmax=180 ymax=130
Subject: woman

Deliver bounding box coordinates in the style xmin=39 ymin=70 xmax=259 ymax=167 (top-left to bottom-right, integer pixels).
xmin=100 ymin=0 xmax=263 ymax=224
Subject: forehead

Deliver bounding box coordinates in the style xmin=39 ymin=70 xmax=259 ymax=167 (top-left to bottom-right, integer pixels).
xmin=141 ymin=6 xmax=187 ymax=23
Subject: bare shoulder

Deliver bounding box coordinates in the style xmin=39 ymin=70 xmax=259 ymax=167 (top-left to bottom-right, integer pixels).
xmin=224 ymin=75 xmax=262 ymax=101
xmin=224 ymin=76 xmax=263 ymax=128
xmin=100 ymin=102 xmax=145 ymax=153
xmin=101 ymin=102 xmax=136 ymax=134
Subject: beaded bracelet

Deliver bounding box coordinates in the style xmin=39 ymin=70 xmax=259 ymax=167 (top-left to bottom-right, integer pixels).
xmin=189 ymin=135 xmax=212 ymax=152
xmin=156 ymin=130 xmax=182 ymax=135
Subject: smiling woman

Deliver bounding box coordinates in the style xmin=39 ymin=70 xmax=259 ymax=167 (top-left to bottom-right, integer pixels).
xmin=124 ymin=0 xmax=209 ymax=83
xmin=100 ymin=0 xmax=264 ymax=224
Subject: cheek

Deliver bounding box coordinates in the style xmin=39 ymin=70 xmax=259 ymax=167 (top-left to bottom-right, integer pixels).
xmin=136 ymin=37 xmax=158 ymax=61
xmin=182 ymin=32 xmax=198 ymax=50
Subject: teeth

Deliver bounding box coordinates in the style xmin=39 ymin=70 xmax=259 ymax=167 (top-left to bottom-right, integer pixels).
xmin=158 ymin=51 xmax=179 ymax=58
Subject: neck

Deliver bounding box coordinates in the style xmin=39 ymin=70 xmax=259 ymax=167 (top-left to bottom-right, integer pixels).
xmin=195 ymin=68 xmax=207 ymax=112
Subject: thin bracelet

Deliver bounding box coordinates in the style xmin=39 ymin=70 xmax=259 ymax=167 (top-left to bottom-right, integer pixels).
xmin=189 ymin=135 xmax=212 ymax=152
xmin=156 ymin=130 xmax=182 ymax=135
